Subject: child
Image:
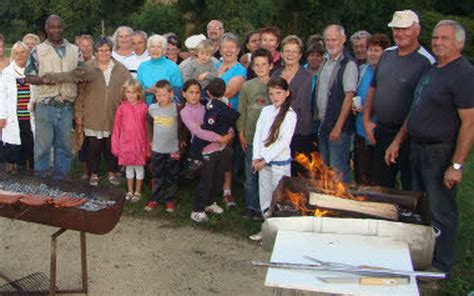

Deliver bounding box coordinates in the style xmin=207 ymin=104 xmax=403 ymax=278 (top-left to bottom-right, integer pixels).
xmin=251 ymin=77 xmax=296 ymax=239
xmin=180 ymin=79 xmax=233 ymax=223
xmin=180 ymin=39 xmax=218 ymax=90
xmin=237 ymin=48 xmax=273 ymax=219
xmin=145 ymin=80 xmax=182 ymax=212
xmin=189 ymin=78 xmax=239 ymax=168
xmin=111 ymin=79 xmax=149 ymax=202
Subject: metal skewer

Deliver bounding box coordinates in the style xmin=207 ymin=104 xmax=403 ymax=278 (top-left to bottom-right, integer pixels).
xmin=251 ymin=260 xmax=446 ymax=279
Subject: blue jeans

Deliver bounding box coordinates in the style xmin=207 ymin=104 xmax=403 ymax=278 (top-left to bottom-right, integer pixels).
xmin=244 ymin=145 xmax=260 ymax=213
xmin=318 ymin=132 xmax=352 ymax=183
xmin=34 ymin=103 xmax=73 ymax=178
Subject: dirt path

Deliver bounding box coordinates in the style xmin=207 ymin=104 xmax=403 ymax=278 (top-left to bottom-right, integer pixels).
xmin=0 ymin=215 xmax=272 ymax=295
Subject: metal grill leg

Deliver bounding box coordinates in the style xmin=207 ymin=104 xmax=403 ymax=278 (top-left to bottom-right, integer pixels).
xmin=80 ymin=231 xmax=88 ymax=293
xmin=50 ymin=228 xmax=66 ymax=296
xmin=49 ymin=229 xmax=88 ymax=295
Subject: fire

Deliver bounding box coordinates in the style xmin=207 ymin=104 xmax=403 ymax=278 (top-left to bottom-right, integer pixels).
xmin=284 ymin=152 xmax=365 ymax=217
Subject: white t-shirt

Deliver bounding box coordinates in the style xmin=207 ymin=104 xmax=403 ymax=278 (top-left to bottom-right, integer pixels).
xmin=112 ymin=50 xmax=141 ymax=78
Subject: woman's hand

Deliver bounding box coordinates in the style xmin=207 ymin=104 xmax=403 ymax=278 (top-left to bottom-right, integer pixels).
xmin=145 ymin=86 xmax=156 ymax=94
xmin=0 ymin=119 xmax=6 ymax=129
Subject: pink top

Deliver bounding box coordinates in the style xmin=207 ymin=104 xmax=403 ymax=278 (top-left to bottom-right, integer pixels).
xmin=111 ymin=100 xmax=149 ymax=165
xmin=180 ymin=102 xmax=224 ymax=154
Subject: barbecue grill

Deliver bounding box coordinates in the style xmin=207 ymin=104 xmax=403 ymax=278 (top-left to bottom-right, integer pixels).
xmin=0 ymin=172 xmax=125 ymax=295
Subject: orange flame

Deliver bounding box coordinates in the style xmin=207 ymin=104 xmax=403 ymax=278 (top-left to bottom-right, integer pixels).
xmin=284 ymin=152 xmax=366 ymax=217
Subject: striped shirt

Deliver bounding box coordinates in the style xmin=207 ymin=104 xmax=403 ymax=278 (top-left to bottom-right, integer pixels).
xmin=16 ymin=78 xmax=31 ymax=121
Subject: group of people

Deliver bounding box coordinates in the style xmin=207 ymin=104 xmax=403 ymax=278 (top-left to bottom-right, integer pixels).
xmin=0 ymin=9 xmax=472 ymax=273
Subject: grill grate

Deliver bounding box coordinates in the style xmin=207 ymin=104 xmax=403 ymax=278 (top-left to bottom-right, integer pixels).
xmin=0 ymin=272 xmax=56 ymax=295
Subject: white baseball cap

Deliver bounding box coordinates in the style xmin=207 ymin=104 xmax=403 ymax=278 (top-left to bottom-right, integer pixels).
xmin=184 ymin=34 xmax=206 ymax=49
xmin=388 ymin=10 xmax=419 ymax=28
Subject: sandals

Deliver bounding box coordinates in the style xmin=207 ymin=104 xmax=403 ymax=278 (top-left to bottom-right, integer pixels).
xmin=131 ymin=192 xmax=141 ymax=203
xmin=125 ymin=192 xmax=134 ymax=201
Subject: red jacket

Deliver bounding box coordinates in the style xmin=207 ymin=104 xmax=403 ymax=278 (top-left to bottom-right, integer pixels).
xmin=111 ymin=100 xmax=149 ymax=166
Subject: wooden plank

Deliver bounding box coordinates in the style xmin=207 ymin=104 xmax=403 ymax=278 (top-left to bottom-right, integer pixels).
xmin=309 ymin=192 xmax=399 ymax=221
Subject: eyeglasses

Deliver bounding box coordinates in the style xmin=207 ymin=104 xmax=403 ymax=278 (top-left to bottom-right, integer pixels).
xmin=283 ymin=49 xmax=300 ymax=55
xmin=208 ymin=26 xmax=223 ymax=30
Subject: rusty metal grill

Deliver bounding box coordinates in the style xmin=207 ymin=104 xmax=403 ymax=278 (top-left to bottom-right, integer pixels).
xmin=0 ymin=172 xmax=126 ymax=295
xmin=0 ymin=272 xmax=55 ymax=295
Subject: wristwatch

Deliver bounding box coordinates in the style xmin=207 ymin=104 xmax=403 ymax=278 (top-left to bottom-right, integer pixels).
xmin=452 ymin=163 xmax=464 ymax=170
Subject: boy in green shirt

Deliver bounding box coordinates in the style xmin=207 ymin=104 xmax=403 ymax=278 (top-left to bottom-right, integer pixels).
xmin=237 ymin=48 xmax=273 ymax=219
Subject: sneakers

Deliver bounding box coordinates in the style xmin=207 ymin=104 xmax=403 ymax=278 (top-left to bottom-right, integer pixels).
xmin=190 ymin=211 xmax=209 ymax=223
xmin=249 ymin=232 xmax=263 ymax=241
xmin=205 ymin=202 xmax=224 ymax=214
xmin=108 ymin=174 xmax=120 ymax=186
xmin=223 ymin=194 xmax=236 ymax=209
xmin=165 ymin=201 xmax=176 ymax=213
xmin=188 ymin=160 xmax=203 ymax=171
xmin=144 ymin=201 xmax=159 ymax=211
xmin=125 ymin=192 xmax=134 ymax=201
xmin=242 ymin=210 xmax=263 ymax=221
xmin=89 ymin=174 xmax=99 ymax=186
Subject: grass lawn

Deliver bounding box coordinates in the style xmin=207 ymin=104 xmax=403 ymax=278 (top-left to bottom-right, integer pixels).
xmin=71 ymin=150 xmax=474 ymax=294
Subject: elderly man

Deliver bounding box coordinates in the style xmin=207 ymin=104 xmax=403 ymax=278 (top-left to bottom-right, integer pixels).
xmin=350 ymin=30 xmax=371 ymax=66
xmin=132 ymin=30 xmax=150 ymax=62
xmin=386 ymin=20 xmax=474 ymax=272
xmin=363 ymin=10 xmax=434 ymax=190
xmin=314 ymin=24 xmax=358 ymax=183
xmin=25 ymin=15 xmax=82 ymax=179
xmin=206 ymin=19 xmax=224 ymax=59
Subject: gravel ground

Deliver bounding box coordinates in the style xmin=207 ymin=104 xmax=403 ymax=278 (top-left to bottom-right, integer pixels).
xmin=0 ymin=215 xmax=272 ymax=295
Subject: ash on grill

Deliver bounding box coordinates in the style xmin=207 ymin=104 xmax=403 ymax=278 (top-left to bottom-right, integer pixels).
xmin=0 ymin=173 xmax=116 ymax=211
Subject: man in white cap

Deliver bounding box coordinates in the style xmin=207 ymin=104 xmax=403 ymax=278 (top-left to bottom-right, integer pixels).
xmin=362 ymin=9 xmax=434 ymax=190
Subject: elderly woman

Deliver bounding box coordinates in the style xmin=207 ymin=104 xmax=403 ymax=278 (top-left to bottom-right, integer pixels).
xmin=137 ymin=34 xmax=183 ymax=106
xmin=271 ymin=35 xmax=314 ymax=176
xmin=0 ymin=41 xmax=34 ymax=172
xmin=164 ymin=33 xmax=183 ymax=65
xmin=75 ymin=37 xmax=131 ymax=186
xmin=216 ymin=32 xmax=247 ymax=207
xmin=112 ymin=26 xmax=140 ymax=78
xmin=77 ymin=35 xmax=94 ymax=62
xmin=22 ymin=33 xmax=41 ymax=51
xmin=0 ymin=34 xmax=9 ymax=72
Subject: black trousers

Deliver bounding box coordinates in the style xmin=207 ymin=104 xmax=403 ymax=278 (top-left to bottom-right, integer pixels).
xmin=193 ymin=150 xmax=225 ymax=212
xmin=372 ymin=125 xmax=411 ymax=190
xmin=354 ymin=135 xmax=374 ymax=185
xmin=411 ymin=140 xmax=458 ymax=272
xmin=85 ymin=136 xmax=117 ymax=174
xmin=1 ymin=120 xmax=34 ymax=167
xmin=150 ymin=152 xmax=180 ymax=202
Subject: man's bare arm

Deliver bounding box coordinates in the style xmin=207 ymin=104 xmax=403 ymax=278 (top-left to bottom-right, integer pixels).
xmin=444 ymin=108 xmax=474 ymax=189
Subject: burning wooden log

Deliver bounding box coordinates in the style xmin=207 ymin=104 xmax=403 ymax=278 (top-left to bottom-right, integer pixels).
xmin=309 ymin=192 xmax=399 ymax=221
